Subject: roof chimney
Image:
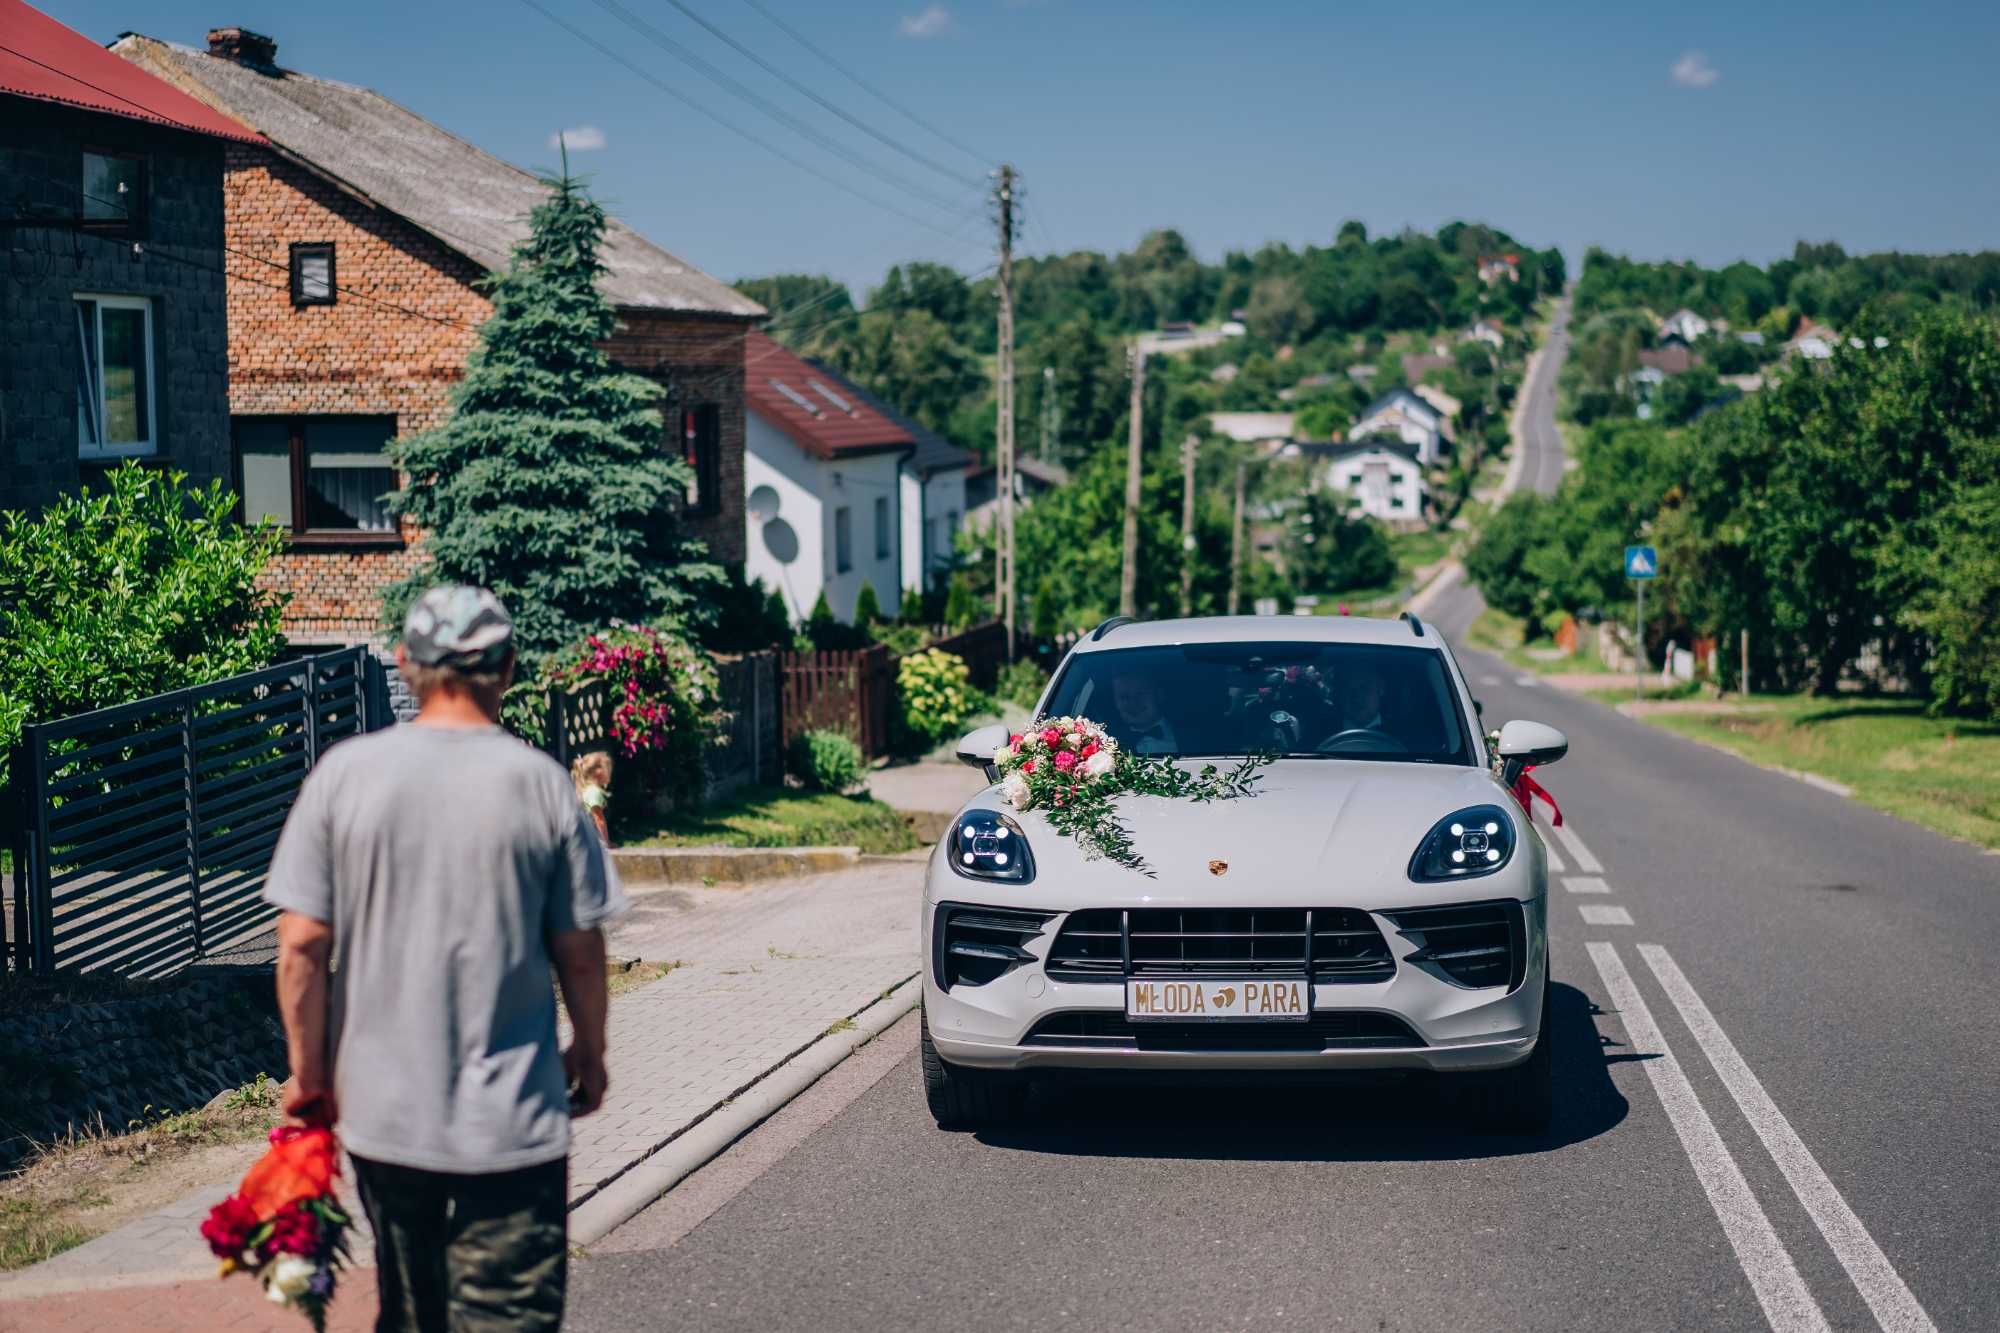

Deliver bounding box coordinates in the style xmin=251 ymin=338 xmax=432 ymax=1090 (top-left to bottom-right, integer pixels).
xmin=207 ymin=27 xmax=277 ymax=67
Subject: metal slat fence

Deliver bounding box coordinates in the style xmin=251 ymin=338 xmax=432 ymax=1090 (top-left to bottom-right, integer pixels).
xmin=6 ymin=647 xmax=376 ymax=978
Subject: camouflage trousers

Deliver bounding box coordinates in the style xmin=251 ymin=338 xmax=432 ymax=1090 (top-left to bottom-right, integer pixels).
xmin=351 ymin=1155 xmax=568 ymax=1333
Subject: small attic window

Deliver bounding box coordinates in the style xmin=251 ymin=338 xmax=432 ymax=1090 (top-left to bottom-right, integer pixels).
xmin=770 ymin=380 xmax=821 ymax=416
xmin=290 ymin=243 xmax=335 ymax=306
xmin=807 ymin=379 xmax=854 ymax=414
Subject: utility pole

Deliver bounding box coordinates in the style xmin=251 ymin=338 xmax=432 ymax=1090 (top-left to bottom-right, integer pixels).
xmin=1040 ymin=366 xmax=1056 ymax=462
xmin=1119 ymin=343 xmax=1146 ymax=618
xmin=993 ymin=164 xmax=1016 ymax=655
xmin=1229 ymin=455 xmax=1247 ymax=615
xmin=1179 ymin=434 xmax=1198 ymax=617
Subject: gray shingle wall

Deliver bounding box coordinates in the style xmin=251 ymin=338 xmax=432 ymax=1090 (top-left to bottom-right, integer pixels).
xmin=0 ymin=99 xmax=232 ymax=515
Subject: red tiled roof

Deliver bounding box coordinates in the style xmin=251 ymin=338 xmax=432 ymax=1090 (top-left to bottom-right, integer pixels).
xmin=743 ymin=331 xmax=914 ymax=460
xmin=0 ymin=1 xmax=263 ymax=143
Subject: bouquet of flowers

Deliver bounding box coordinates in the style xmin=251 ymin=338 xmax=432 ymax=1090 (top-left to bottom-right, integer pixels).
xmin=200 ymin=1125 xmax=352 ymax=1330
xmin=993 ymin=716 xmax=1269 ymax=873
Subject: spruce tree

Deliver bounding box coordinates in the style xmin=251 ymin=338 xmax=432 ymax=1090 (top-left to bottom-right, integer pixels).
xmin=385 ymin=171 xmax=718 ymax=668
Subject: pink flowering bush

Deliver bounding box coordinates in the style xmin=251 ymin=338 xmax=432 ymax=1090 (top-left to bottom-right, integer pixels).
xmin=526 ymin=622 xmax=721 ymax=808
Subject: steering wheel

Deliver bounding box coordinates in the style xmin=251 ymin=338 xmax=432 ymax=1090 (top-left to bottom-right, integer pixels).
xmin=1314 ymin=727 xmax=1407 ymax=754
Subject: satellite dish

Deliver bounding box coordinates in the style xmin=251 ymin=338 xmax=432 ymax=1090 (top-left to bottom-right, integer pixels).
xmin=761 ymin=518 xmax=799 ymax=565
xmin=747 ymin=484 xmax=781 ymax=524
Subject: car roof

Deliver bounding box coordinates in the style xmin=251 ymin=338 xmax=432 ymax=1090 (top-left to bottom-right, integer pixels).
xmin=1069 ymin=615 xmax=1444 ymax=654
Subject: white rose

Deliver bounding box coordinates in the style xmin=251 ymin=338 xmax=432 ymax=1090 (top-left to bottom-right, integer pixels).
xmin=1064 ymin=731 xmax=1083 ymax=750
xmin=992 ymin=744 xmax=1014 ymax=767
xmin=1001 ymin=773 xmax=1033 ymax=809
xmin=1082 ymin=751 xmax=1115 ymax=779
xmin=265 ymin=1254 xmax=316 ymax=1304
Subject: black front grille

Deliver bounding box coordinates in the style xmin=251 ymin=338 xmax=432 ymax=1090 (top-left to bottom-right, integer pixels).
xmin=1385 ymin=900 xmax=1526 ymax=991
xmin=1022 ymin=1009 xmax=1424 ymax=1051
xmin=1044 ymin=908 xmax=1395 ymax=984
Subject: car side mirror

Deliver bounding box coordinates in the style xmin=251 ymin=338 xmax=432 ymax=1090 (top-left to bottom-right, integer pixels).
xmin=955 ymin=723 xmax=1011 ymax=779
xmin=1496 ymin=719 xmax=1567 ymax=784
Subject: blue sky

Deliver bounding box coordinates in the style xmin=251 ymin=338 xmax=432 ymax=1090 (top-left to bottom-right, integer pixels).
xmin=47 ymin=0 xmax=2000 ymax=303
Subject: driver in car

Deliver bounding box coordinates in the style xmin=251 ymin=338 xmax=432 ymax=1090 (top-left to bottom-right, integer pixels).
xmin=1333 ymin=660 xmax=1390 ymax=737
xmin=1110 ymin=670 xmax=1179 ymax=754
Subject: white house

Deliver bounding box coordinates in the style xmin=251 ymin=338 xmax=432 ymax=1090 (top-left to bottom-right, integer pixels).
xmin=1659 ymin=308 xmax=1712 ymax=344
xmin=1785 ymin=319 xmax=1837 ymax=361
xmin=1349 ymin=387 xmax=1446 ymax=466
xmin=1207 ymin=411 xmax=1296 ymax=445
xmin=829 ymin=376 xmax=974 ymax=603
xmin=1301 ymin=439 xmax=1427 ymax=525
xmin=742 ymin=331 xmax=914 ymax=623
xmin=1465 ymin=318 xmax=1506 ymax=350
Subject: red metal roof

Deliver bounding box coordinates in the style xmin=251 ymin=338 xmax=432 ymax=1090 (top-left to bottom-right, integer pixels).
xmin=743 ymin=331 xmax=914 ymax=460
xmin=0 ymin=1 xmax=263 ymax=143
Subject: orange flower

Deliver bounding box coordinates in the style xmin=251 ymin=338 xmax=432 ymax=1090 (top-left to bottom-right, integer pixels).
xmin=237 ymin=1126 xmax=339 ymax=1220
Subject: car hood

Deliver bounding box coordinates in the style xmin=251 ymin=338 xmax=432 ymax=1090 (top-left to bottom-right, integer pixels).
xmin=945 ymin=759 xmax=1535 ymax=912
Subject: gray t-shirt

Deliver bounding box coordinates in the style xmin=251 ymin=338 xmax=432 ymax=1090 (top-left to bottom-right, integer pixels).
xmin=264 ymin=723 xmax=625 ymax=1173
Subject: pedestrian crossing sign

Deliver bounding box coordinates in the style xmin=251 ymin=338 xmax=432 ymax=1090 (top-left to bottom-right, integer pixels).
xmin=1625 ymin=545 xmax=1658 ymax=579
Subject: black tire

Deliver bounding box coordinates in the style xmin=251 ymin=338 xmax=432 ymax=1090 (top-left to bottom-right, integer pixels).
xmin=1462 ymin=974 xmax=1553 ymax=1133
xmin=921 ymin=1005 xmax=1026 ymax=1129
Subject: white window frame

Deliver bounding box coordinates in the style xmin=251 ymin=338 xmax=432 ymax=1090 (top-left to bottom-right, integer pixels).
xmin=75 ymin=293 xmax=157 ymax=460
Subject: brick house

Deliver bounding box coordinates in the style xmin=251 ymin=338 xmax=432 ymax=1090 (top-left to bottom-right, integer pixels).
xmin=0 ymin=0 xmax=264 ymax=517
xmin=112 ymin=28 xmax=764 ymax=645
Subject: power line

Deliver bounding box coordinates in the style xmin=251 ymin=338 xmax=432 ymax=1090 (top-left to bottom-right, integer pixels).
xmin=734 ymin=0 xmax=993 ymax=168
xmin=581 ymin=0 xmax=971 ymax=215
xmin=515 ymin=0 xmax=974 ymax=241
xmin=652 ymin=0 xmax=982 ymax=190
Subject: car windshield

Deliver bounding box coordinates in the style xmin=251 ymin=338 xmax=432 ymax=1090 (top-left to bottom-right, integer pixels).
xmin=1042 ymin=641 xmax=1476 ymax=765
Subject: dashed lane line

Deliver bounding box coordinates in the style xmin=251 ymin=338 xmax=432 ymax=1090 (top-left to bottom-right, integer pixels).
xmin=1587 ymin=943 xmax=1832 ymax=1333
xmin=1579 ymin=903 xmax=1633 ymax=926
xmin=1514 ymin=675 xmax=1541 ymax=687
xmin=1640 ymin=945 xmax=1938 ymax=1333
xmin=1552 ymin=822 xmax=1603 ymax=873
xmin=1563 ymin=876 xmax=1611 ymax=894
xmin=1540 ymin=832 xmax=1567 ymax=874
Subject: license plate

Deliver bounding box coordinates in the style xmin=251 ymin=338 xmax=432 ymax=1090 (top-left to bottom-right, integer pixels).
xmin=1124 ymin=977 xmax=1310 ymax=1021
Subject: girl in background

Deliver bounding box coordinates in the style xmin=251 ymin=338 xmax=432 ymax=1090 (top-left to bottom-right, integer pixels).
xmin=571 ymin=751 xmax=613 ymax=847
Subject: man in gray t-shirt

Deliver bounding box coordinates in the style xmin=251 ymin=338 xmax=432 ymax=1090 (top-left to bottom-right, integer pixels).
xmin=266 ymin=586 xmax=623 ymax=1332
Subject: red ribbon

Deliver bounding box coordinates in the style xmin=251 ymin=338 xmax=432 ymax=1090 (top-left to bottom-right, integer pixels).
xmin=1512 ymin=766 xmax=1563 ymax=827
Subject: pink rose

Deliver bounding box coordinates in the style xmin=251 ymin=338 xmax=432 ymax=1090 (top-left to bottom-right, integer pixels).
xmin=1054 ymin=750 xmax=1077 ymax=772
xmin=1041 ymin=728 xmax=1062 ymax=747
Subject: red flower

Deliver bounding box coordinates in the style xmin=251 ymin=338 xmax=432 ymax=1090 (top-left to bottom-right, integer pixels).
xmin=201 ymin=1194 xmax=259 ymax=1259
xmin=1022 ymin=759 xmax=1036 ymax=774
xmin=257 ymin=1202 xmax=320 ymax=1260
xmin=1080 ymin=742 xmax=1099 ymax=759
xmin=1008 ymin=733 xmax=1022 ymax=747
xmin=1041 ymin=728 xmax=1061 ymax=746
xmin=1053 ymin=750 xmax=1077 ymax=772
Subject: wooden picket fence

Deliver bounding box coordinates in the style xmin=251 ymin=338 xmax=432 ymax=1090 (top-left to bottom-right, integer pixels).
xmin=780 ymin=645 xmax=896 ymax=757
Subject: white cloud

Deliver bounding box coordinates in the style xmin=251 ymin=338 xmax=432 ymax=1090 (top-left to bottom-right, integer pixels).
xmin=549 ymin=125 xmax=608 ymax=152
xmin=1670 ymin=51 xmax=1719 ymax=89
xmin=899 ymin=4 xmax=952 ymax=38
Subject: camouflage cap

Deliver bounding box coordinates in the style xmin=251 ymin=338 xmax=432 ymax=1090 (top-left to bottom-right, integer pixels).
xmin=403 ymin=585 xmax=514 ymax=670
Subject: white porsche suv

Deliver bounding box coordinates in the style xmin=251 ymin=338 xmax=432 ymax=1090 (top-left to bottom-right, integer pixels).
xmin=919 ymin=613 xmax=1569 ymax=1132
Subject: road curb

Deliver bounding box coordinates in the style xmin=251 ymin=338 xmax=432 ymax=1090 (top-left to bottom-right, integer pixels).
xmin=566 ymin=974 xmax=922 ymax=1248
xmin=1405 ymin=559 xmax=1465 ymax=619
xmin=612 ymin=845 xmax=860 ymax=885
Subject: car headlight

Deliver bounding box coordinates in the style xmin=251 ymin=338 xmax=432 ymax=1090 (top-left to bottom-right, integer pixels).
xmin=1408 ymin=804 xmax=1516 ymax=881
xmin=948 ymin=808 xmax=1035 ymax=883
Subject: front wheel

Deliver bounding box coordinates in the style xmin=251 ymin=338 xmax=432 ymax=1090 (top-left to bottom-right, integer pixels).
xmin=920 ymin=1005 xmax=1026 ymax=1129
xmin=1460 ymin=975 xmax=1553 ymax=1133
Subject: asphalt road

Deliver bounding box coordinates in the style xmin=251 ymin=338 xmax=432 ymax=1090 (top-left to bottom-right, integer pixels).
xmin=1517 ymin=291 xmax=1572 ymax=496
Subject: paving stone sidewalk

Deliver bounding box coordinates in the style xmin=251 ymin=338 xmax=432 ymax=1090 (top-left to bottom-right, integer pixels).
xmin=0 ymin=856 xmax=926 ymax=1330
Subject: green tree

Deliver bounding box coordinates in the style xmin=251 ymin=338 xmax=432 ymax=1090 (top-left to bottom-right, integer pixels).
xmin=387 ymin=172 xmax=717 ymax=667
xmin=852 ymin=581 xmax=883 ymax=627
xmin=1284 ymin=492 xmax=1396 ymax=596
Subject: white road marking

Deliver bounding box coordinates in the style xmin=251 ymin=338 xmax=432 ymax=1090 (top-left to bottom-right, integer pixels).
xmin=1640 ymin=945 xmax=1938 ymax=1333
xmin=1478 ymin=674 xmax=1504 ymax=685
xmin=1579 ymin=903 xmax=1633 ymax=926
xmin=1587 ymin=943 xmax=1831 ymax=1333
xmin=1552 ymin=822 xmax=1603 ymax=873
xmin=1539 ymin=833 xmax=1567 ymax=874
xmin=1563 ymin=875 xmax=1611 ymax=894
xmin=1514 ymin=674 xmax=1541 ymax=687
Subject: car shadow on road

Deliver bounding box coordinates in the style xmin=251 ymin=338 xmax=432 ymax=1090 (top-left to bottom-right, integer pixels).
xmin=974 ymin=982 xmax=1628 ymax=1163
